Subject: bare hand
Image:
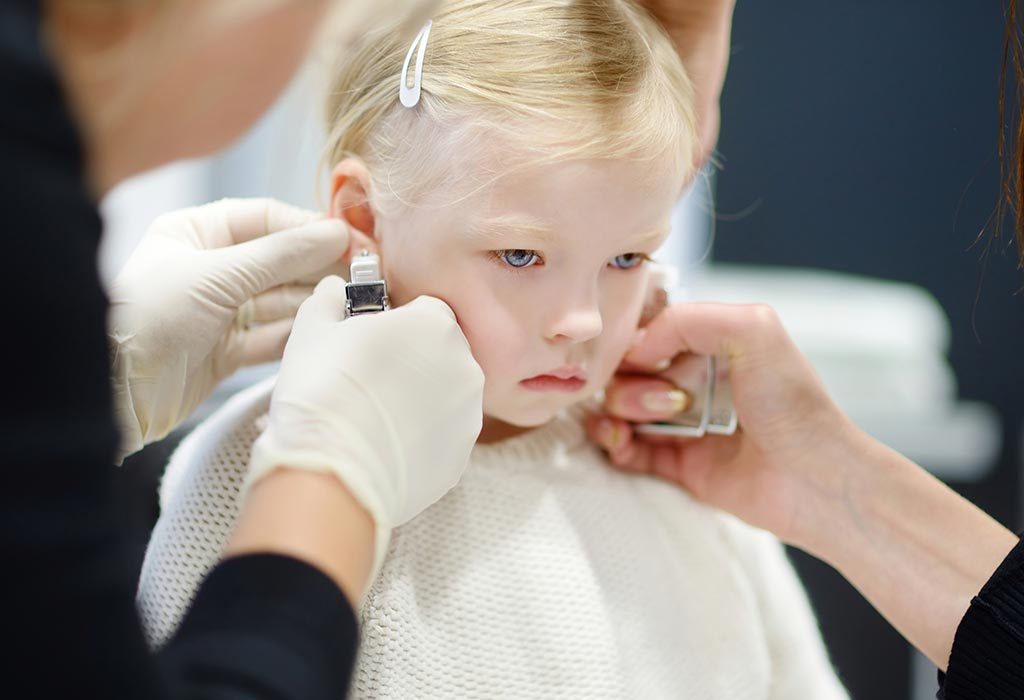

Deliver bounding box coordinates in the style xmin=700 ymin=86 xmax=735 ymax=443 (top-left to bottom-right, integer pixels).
xmin=586 ymin=302 xmax=867 ymax=550
xmin=637 ymin=0 xmax=737 ymax=166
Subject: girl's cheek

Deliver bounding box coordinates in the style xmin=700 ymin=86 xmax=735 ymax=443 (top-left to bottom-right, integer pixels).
xmin=601 ymin=317 xmax=639 ymax=364
xmin=595 ymin=280 xmax=647 ymax=367
xmin=446 ymin=298 xmax=501 ymax=361
xmin=602 ymin=275 xmax=647 ymax=325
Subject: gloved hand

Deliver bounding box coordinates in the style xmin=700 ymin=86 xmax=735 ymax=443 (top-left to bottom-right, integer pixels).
xmin=109 ymin=198 xmax=349 ymax=462
xmin=247 ymin=278 xmax=484 ymax=571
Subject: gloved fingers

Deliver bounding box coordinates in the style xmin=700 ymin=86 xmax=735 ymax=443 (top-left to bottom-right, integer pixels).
xmin=154 ymin=198 xmax=320 ymax=250
xmin=294 ymin=275 xmax=349 ymax=325
xmin=292 ymin=259 xmax=350 ymax=286
xmin=239 ymin=318 xmax=294 ymax=366
xmin=221 ymin=198 xmax=321 ymax=246
xmin=247 ymin=285 xmax=315 ymax=324
xmin=215 ymin=218 xmax=350 ymax=306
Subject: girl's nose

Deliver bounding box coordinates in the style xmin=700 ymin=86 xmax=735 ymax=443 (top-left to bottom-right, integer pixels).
xmin=545 ymin=293 xmax=603 ymax=345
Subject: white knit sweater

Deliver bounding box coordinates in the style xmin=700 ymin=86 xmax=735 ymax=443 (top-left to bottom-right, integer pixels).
xmin=138 ymin=377 xmax=848 ymax=700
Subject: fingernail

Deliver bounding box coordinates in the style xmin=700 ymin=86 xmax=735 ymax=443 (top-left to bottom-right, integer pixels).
xmin=598 ymin=418 xmax=624 ymax=450
xmin=641 ymin=389 xmax=689 ymax=415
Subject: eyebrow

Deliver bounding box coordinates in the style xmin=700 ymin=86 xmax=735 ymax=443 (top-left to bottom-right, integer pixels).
xmin=458 ymin=215 xmax=556 ymax=245
xmin=458 ymin=215 xmax=671 ymax=249
xmin=630 ymin=226 xmax=671 ymax=248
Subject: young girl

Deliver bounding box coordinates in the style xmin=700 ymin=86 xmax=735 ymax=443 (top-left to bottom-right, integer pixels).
xmin=138 ymin=1 xmax=848 ymax=697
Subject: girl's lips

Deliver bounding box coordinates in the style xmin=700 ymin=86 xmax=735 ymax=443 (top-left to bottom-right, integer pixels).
xmin=519 ymin=375 xmax=587 ymax=393
xmin=544 ymin=365 xmax=587 ymax=380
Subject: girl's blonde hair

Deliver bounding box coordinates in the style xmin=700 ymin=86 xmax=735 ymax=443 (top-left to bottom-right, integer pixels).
xmin=323 ymin=0 xmax=697 ymax=214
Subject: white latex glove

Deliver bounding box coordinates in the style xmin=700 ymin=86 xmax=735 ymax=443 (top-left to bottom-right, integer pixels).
xmin=109 ymin=198 xmax=349 ymax=462
xmin=247 ymin=278 xmax=484 ymax=571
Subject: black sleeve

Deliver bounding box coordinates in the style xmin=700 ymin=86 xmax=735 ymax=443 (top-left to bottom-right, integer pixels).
xmin=1 ymin=2 xmax=359 ymax=698
xmin=937 ymin=535 xmax=1024 ymax=700
xmin=161 ymin=555 xmax=360 ymax=700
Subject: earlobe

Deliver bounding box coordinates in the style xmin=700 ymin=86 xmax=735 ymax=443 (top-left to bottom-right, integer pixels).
xmin=329 ymin=159 xmax=379 ymax=261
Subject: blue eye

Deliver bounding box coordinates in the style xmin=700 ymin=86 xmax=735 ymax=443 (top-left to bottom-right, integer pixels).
xmin=498 ymin=249 xmax=541 ymax=269
xmin=610 ymin=253 xmax=648 ymax=270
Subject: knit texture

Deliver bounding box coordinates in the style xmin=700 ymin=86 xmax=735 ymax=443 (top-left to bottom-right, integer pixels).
xmin=138 ymin=378 xmax=848 ymax=699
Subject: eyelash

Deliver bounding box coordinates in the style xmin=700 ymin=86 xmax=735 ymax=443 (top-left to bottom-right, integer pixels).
xmin=609 ymin=252 xmax=653 ymax=270
xmin=490 ymin=250 xmax=653 ymax=271
xmin=493 ymin=249 xmax=542 ymax=269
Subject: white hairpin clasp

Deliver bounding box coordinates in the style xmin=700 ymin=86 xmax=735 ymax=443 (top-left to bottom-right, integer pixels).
xmin=400 ymin=19 xmax=433 ymax=108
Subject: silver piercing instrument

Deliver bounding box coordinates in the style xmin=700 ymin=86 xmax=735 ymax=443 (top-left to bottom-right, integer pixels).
xmin=345 ymin=250 xmax=391 ymax=318
xmin=635 ymin=356 xmax=739 ymax=438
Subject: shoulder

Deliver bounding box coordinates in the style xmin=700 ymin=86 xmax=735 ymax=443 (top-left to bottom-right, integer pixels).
xmin=159 ymin=376 xmax=275 ymax=510
xmin=138 ymin=376 xmax=276 ymax=646
xmin=627 ymin=474 xmax=734 ymax=537
xmin=713 ymin=509 xmax=787 ymax=561
xmin=629 ymin=474 xmax=791 ymax=571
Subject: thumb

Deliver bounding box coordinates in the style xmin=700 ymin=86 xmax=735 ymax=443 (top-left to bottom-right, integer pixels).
xmin=626 ymin=302 xmax=776 ymax=369
xmin=294 ymin=275 xmax=349 ymax=325
xmin=217 ymin=219 xmax=350 ymax=304
xmin=669 ymin=434 xmax=744 ymax=506
xmin=671 ymin=436 xmax=721 ymax=499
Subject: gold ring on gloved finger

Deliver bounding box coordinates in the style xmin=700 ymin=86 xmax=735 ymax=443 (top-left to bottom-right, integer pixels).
xmin=234 ymin=299 xmax=255 ymax=332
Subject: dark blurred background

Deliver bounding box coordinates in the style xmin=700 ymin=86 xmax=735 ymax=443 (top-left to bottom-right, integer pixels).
xmin=714 ymin=2 xmax=1023 ymax=698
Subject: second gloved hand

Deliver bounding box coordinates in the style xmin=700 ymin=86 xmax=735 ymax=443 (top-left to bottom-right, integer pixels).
xmin=109 ymin=198 xmax=349 ymax=462
xmin=247 ymin=278 xmax=485 ymax=569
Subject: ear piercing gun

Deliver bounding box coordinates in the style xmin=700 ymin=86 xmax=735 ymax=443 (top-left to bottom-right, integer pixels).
xmin=635 ymin=355 xmax=738 ymax=438
xmin=345 ymin=250 xmax=391 ymax=318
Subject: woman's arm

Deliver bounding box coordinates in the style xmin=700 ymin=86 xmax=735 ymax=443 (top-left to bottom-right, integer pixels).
xmin=136 ymin=387 xmax=370 ymax=697
xmin=141 ymin=288 xmax=486 ymax=646
xmin=588 ymin=302 xmax=1018 ymax=671
xmin=226 ymin=470 xmax=374 ymax=606
xmin=799 ymin=428 xmax=1017 ymax=671
xmin=137 ymin=379 xmax=360 ymax=647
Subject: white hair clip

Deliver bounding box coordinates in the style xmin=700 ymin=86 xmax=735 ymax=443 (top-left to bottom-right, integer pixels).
xmin=400 ymin=19 xmax=433 ymax=108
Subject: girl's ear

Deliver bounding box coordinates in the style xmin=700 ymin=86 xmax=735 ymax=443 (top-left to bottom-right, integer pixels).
xmin=330 ymin=158 xmax=378 ymax=261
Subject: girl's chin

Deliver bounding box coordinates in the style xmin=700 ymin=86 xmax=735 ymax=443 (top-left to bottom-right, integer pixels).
xmin=483 ymin=401 xmax=565 ymax=430
xmin=484 ymin=382 xmax=604 ymax=427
